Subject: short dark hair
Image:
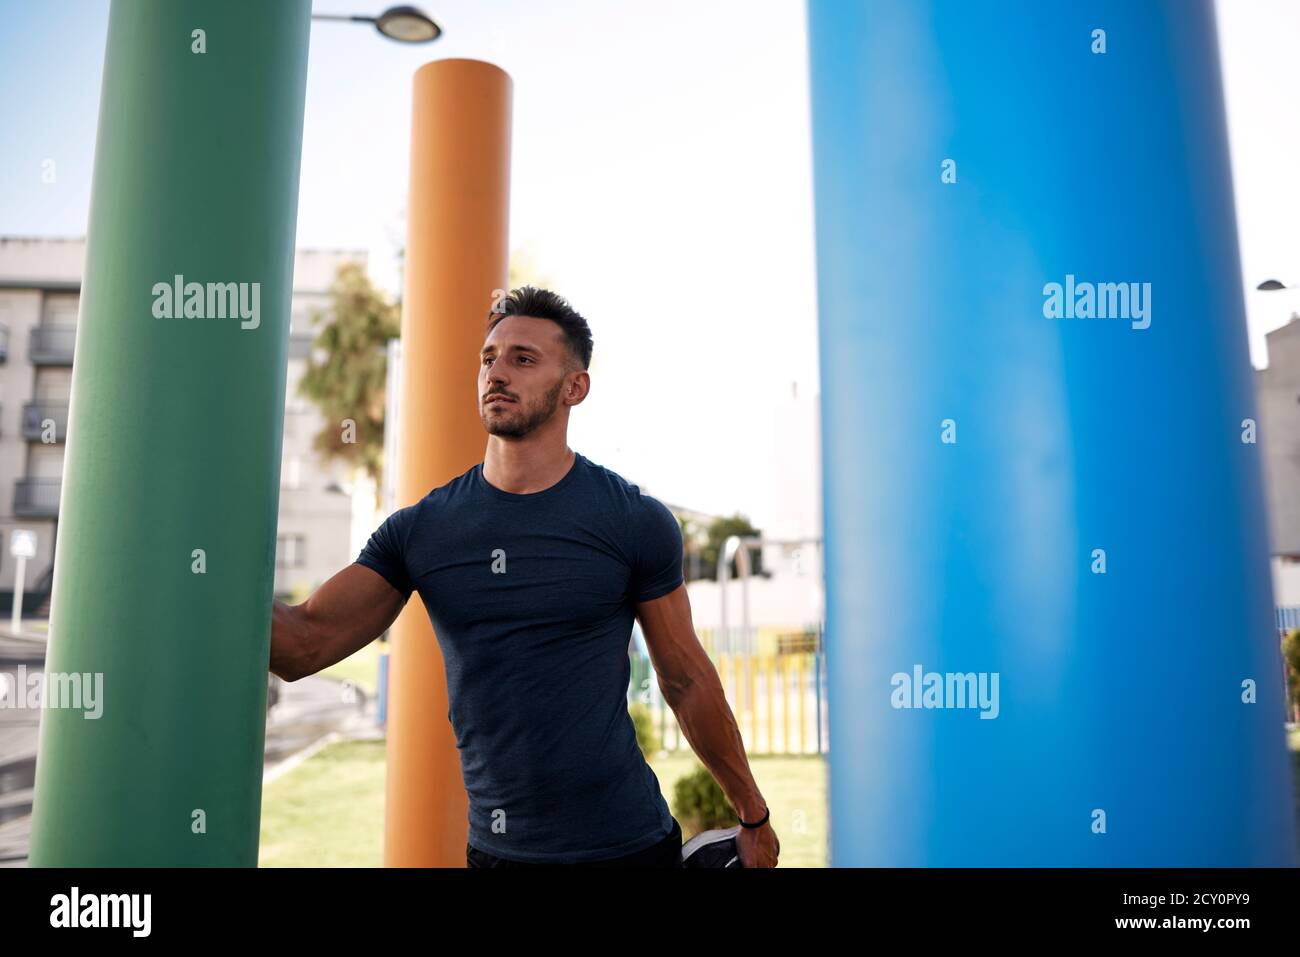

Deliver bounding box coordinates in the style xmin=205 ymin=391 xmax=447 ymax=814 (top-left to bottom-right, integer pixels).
xmin=486 ymin=286 xmax=593 ymax=372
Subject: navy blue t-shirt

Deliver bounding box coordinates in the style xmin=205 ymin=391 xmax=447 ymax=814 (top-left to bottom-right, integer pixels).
xmin=355 ymin=451 xmax=683 ymax=862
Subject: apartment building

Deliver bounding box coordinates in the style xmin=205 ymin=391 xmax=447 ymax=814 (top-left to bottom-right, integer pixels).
xmin=0 ymin=236 xmax=361 ymax=615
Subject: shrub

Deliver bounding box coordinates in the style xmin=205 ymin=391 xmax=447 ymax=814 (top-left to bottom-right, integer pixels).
xmin=672 ymin=761 xmax=737 ymax=834
xmin=628 ymin=701 xmax=660 ymax=758
xmin=1283 ymin=629 xmax=1300 ymax=721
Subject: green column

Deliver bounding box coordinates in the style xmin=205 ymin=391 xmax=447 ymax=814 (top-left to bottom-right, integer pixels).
xmin=29 ymin=0 xmax=312 ymax=866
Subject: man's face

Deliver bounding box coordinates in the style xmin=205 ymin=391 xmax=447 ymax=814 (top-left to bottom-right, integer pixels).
xmin=478 ymin=314 xmax=572 ymax=438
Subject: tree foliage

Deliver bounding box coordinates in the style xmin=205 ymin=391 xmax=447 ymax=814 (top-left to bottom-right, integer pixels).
xmin=296 ymin=261 xmax=399 ymax=503
xmin=681 ymin=514 xmax=764 ymax=580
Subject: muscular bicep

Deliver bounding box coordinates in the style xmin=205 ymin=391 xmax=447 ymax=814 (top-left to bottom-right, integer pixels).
xmin=300 ymin=563 xmax=410 ymax=674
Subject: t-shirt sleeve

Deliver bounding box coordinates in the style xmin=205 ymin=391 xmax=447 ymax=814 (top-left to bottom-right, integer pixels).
xmin=630 ymin=493 xmax=684 ymax=603
xmin=354 ymin=504 xmax=417 ymax=600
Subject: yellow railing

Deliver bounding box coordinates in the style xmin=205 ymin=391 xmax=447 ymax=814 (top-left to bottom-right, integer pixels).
xmin=637 ymin=641 xmax=827 ymax=755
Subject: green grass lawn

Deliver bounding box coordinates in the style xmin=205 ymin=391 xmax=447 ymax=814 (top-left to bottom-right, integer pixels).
xmin=260 ymin=739 xmax=387 ymax=868
xmin=259 ymin=720 xmax=1299 ymax=867
xmin=317 ymin=640 xmax=385 ymax=696
xmin=259 ymin=738 xmax=827 ymax=867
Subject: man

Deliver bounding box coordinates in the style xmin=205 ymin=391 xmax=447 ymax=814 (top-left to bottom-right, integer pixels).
xmin=269 ymin=286 xmax=780 ymax=868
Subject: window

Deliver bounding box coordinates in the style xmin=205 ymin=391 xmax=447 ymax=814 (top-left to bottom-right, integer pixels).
xmin=42 ymin=294 xmax=79 ymax=325
xmin=276 ymin=534 xmax=306 ymax=569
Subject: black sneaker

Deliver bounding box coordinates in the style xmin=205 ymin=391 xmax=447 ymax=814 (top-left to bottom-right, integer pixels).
xmin=681 ymin=825 xmax=744 ymax=868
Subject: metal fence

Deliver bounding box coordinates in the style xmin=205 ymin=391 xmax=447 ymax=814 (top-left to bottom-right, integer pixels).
xmin=629 ymin=608 xmax=1300 ymax=755
xmin=1274 ymin=607 xmax=1300 ymax=724
xmin=628 ymin=623 xmax=829 ymax=755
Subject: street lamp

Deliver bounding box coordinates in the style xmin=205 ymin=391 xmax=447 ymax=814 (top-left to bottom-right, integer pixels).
xmin=312 ymin=5 xmax=442 ymax=43
xmin=1256 ymin=279 xmax=1300 ymax=330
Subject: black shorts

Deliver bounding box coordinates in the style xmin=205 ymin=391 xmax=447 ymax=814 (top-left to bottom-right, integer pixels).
xmin=466 ymin=817 xmax=684 ymax=868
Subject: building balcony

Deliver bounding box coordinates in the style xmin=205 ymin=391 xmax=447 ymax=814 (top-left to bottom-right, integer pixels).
xmin=13 ymin=478 xmax=61 ymax=518
xmin=22 ymin=401 xmax=69 ymax=442
xmin=29 ymin=323 xmax=76 ymax=365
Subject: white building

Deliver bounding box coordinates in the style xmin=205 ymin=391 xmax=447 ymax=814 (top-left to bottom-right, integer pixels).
xmin=1254 ymin=313 xmax=1300 ymax=606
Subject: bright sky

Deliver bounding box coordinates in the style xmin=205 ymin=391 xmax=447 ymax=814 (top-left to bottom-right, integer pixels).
xmin=1 ymin=0 xmax=1297 ymax=531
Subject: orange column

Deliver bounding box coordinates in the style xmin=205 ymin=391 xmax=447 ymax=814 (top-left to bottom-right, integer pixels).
xmin=385 ymin=58 xmax=512 ymax=867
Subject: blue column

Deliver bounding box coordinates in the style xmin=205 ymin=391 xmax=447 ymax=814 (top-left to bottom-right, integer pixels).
xmin=808 ymin=0 xmax=1297 ymax=865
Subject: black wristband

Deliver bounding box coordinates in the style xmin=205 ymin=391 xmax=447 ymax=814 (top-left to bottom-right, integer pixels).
xmin=738 ymin=805 xmax=769 ymax=829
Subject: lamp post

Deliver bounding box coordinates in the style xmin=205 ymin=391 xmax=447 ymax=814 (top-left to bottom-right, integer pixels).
xmin=312 ymin=5 xmax=442 ymax=43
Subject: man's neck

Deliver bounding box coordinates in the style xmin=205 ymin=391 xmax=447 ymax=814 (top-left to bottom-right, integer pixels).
xmin=482 ymin=441 xmax=576 ymax=495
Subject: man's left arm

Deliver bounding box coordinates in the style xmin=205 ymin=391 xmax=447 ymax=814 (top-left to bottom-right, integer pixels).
xmin=636 ymin=583 xmax=780 ymax=868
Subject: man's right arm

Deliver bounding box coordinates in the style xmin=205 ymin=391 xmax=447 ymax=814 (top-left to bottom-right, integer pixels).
xmin=269 ymin=564 xmax=409 ymax=682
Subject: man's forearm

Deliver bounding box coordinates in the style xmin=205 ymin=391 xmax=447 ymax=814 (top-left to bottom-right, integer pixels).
xmin=664 ymin=671 xmax=768 ymax=821
xmin=269 ymin=599 xmax=316 ymax=681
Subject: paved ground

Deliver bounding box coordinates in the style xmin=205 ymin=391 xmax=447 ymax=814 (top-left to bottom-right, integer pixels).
xmin=0 ymin=628 xmax=46 ymax=858
xmin=0 ymin=628 xmax=378 ymax=866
